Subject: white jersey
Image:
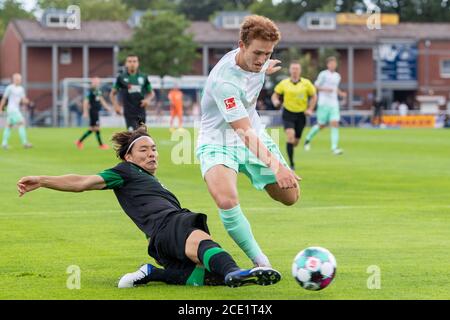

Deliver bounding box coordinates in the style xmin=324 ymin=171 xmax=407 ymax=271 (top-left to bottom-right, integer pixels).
xmin=198 ymin=48 xmax=270 ymax=146
xmin=315 ymin=70 xmax=341 ymax=108
xmin=3 ymin=84 xmax=25 ymax=114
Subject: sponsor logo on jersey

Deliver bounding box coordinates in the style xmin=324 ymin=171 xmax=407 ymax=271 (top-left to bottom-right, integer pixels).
xmin=224 ymin=97 xmax=237 ymax=110
xmin=128 ymin=84 xmax=141 ymax=94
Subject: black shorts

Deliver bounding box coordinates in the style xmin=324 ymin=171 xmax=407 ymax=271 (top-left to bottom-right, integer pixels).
xmin=125 ymin=114 xmax=146 ymax=131
xmin=148 ymin=210 xmax=210 ymax=270
xmin=282 ymin=109 xmax=306 ymax=139
xmin=89 ymin=111 xmax=100 ymax=127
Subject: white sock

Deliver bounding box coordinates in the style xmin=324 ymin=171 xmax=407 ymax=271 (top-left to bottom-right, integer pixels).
xmin=252 ymin=253 xmax=271 ymax=268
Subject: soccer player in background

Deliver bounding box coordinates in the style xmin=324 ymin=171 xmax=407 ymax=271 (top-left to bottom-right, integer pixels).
xmin=0 ymin=73 xmax=32 ymax=150
xmin=17 ymin=126 xmax=281 ymax=288
xmin=75 ymin=77 xmax=111 ymax=150
xmin=110 ymin=54 xmax=154 ymax=131
xmin=168 ymin=83 xmax=184 ymax=132
xmin=196 ymin=15 xmax=300 ymax=269
xmin=271 ymin=61 xmax=317 ymax=170
xmin=303 ymin=56 xmax=347 ymax=155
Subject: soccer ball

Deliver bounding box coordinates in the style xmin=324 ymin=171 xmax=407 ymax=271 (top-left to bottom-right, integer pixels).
xmin=292 ymin=246 xmax=337 ymax=291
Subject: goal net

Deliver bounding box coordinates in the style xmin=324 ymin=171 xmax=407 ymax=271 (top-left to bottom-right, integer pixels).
xmin=60 ymin=76 xmax=205 ymax=128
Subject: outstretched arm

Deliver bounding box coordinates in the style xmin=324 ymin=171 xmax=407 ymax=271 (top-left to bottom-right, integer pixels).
xmin=17 ymin=174 xmax=106 ymax=197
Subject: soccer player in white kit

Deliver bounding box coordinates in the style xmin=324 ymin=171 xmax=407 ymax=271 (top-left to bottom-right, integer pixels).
xmin=0 ymin=73 xmax=32 ymax=149
xmin=196 ymin=15 xmax=300 ymax=268
xmin=304 ymin=56 xmax=347 ymax=155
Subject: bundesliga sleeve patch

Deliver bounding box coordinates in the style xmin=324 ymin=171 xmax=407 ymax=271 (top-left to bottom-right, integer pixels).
xmin=224 ymin=97 xmax=237 ymax=110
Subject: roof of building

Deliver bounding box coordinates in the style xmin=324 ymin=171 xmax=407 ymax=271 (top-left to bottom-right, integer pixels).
xmin=188 ymin=21 xmax=450 ymax=46
xmin=11 ymin=19 xmax=133 ymax=44
xmin=8 ymin=18 xmax=450 ymax=47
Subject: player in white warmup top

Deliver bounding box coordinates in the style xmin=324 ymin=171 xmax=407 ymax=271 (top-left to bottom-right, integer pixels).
xmin=304 ymin=56 xmax=347 ymax=155
xmin=196 ymin=15 xmax=300 ymax=268
xmin=0 ymin=73 xmax=32 ymax=149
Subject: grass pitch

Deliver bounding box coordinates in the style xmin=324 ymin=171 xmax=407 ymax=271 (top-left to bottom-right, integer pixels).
xmin=0 ymin=127 xmax=449 ymax=300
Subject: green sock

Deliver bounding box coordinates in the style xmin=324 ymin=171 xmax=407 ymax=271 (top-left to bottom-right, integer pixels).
xmin=331 ymin=127 xmax=339 ymax=150
xmin=95 ymin=131 xmax=103 ymax=145
xmin=18 ymin=126 xmax=28 ymax=145
xmin=306 ymin=124 xmax=320 ymax=143
xmin=79 ymin=130 xmax=92 ymax=142
xmin=219 ymin=204 xmax=262 ymax=260
xmin=2 ymin=127 xmax=11 ymax=146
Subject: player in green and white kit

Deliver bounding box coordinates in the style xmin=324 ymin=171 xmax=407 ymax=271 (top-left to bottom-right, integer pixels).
xmin=196 ymin=15 xmax=300 ymax=268
xmin=304 ymin=57 xmax=347 ymax=155
xmin=0 ymin=73 xmax=32 ymax=149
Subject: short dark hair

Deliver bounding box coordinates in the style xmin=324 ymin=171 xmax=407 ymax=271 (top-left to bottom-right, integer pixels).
xmin=327 ymin=56 xmax=337 ymax=64
xmin=290 ymin=61 xmax=301 ymax=66
xmin=111 ymin=125 xmax=151 ymax=160
xmin=126 ymin=54 xmax=139 ymax=60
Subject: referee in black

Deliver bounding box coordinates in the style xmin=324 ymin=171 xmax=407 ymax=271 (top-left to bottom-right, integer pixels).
xmin=110 ymin=54 xmax=154 ymax=131
xmin=271 ymin=61 xmax=317 ymax=170
xmin=17 ymin=126 xmax=281 ymax=288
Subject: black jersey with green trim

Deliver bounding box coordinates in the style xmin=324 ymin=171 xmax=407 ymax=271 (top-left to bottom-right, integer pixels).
xmin=98 ymin=162 xmax=181 ymax=238
xmin=86 ymin=88 xmax=102 ymax=112
xmin=113 ymin=70 xmax=152 ymax=117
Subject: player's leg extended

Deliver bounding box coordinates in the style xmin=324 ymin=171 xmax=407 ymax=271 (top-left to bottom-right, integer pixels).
xmin=16 ymin=115 xmax=31 ymax=147
xmin=2 ymin=124 xmax=12 ymax=148
xmin=304 ymin=106 xmax=326 ymax=149
xmin=77 ymin=129 xmax=92 ymax=143
xmin=187 ymin=230 xmax=281 ymax=287
xmin=204 ymin=165 xmax=269 ymax=267
xmin=186 ymin=230 xmax=239 ymax=277
xmin=169 ymin=107 xmax=175 ymax=131
xmin=177 ymin=110 xmax=183 ymax=129
xmin=330 ymin=107 xmax=342 ymax=154
xmin=285 ymin=128 xmax=296 ymax=169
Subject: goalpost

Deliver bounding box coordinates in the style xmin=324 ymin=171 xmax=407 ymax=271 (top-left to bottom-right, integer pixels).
xmin=60 ymin=76 xmax=206 ymax=128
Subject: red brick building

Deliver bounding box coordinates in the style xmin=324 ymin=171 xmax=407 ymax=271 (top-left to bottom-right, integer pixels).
xmin=0 ymin=11 xmax=132 ymax=125
xmin=188 ymin=12 xmax=450 ymax=111
xmin=1 ymin=11 xmax=449 ymax=125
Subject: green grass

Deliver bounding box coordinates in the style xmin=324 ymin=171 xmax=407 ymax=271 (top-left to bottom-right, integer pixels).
xmin=0 ymin=127 xmax=449 ymax=300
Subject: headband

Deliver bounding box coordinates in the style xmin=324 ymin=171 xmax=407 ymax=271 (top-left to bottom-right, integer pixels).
xmin=125 ymin=136 xmax=152 ymax=155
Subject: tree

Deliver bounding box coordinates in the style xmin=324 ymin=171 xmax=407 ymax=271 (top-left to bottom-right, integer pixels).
xmin=37 ymin=0 xmax=130 ymax=21
xmin=176 ymin=0 xmax=257 ymax=21
xmin=248 ymin=0 xmax=286 ymax=21
xmin=250 ymin=0 xmax=336 ymax=21
xmin=335 ymin=0 xmax=450 ymax=22
xmin=0 ymin=0 xmax=34 ymax=39
xmin=120 ymin=11 xmax=198 ymax=83
xmin=121 ymin=0 xmax=178 ymax=11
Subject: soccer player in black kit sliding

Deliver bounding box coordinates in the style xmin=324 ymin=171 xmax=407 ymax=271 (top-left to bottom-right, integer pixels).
xmin=17 ymin=126 xmax=281 ymax=288
xmin=110 ymin=54 xmax=155 ymax=131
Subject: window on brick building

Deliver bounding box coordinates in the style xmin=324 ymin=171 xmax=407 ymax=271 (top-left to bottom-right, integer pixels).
xmin=440 ymin=59 xmax=450 ymax=78
xmin=60 ymin=48 xmax=72 ymax=65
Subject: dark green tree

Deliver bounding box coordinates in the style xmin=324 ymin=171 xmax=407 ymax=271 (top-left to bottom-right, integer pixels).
xmin=120 ymin=11 xmax=198 ymax=83
xmin=37 ymin=0 xmax=130 ymax=20
xmin=0 ymin=0 xmax=34 ymax=39
xmin=122 ymin=0 xmax=178 ymax=11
